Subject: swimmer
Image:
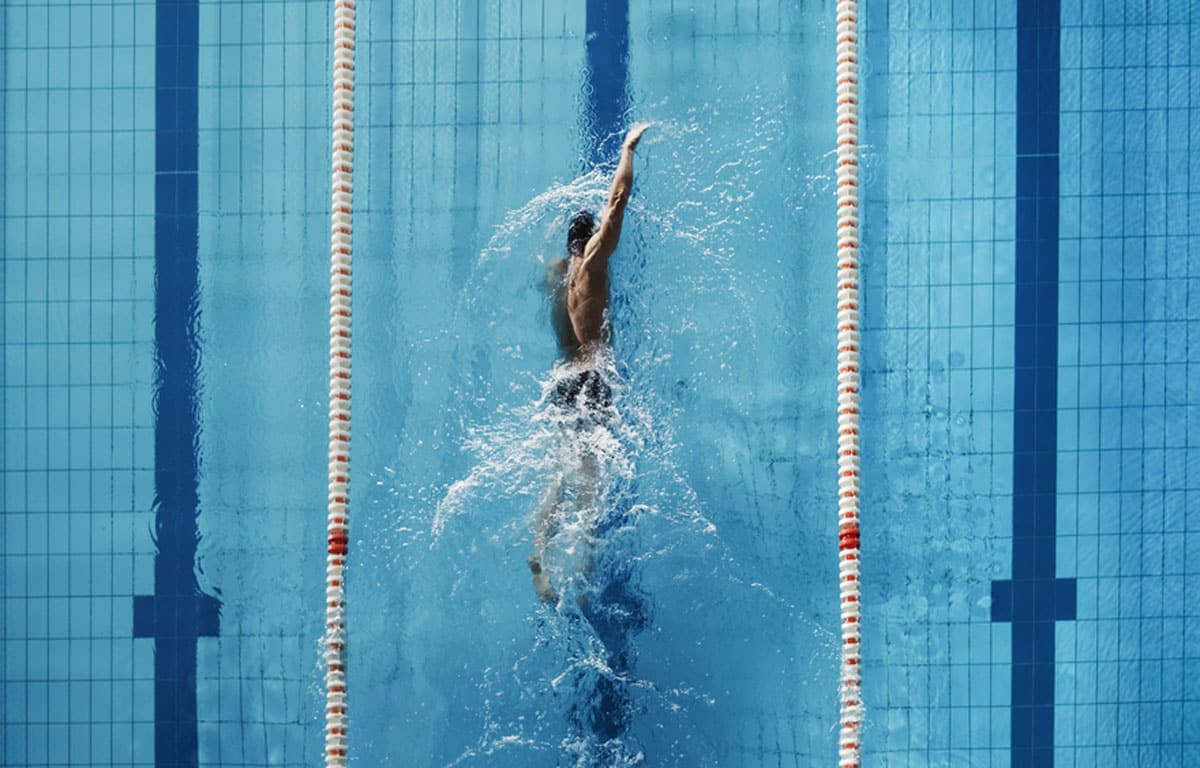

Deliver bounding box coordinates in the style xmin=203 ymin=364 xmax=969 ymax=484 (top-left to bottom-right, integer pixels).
xmin=529 ymin=123 xmax=650 ymax=603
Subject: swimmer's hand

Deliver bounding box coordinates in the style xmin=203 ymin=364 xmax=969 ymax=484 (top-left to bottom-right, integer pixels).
xmin=623 ymin=123 xmax=650 ymax=152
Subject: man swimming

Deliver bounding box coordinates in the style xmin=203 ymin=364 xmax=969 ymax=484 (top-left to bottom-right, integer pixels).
xmin=529 ymin=123 xmax=650 ymax=603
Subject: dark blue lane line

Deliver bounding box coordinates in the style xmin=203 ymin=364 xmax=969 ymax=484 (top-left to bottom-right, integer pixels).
xmin=134 ymin=2 xmax=221 ymax=766
xmin=583 ymin=0 xmax=630 ymax=167
xmin=577 ymin=0 xmax=643 ymax=752
xmin=990 ymin=2 xmax=1075 ymax=766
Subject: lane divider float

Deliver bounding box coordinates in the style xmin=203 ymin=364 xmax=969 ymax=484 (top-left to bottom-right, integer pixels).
xmin=834 ymin=0 xmax=863 ymax=765
xmin=326 ymin=0 xmax=355 ymax=764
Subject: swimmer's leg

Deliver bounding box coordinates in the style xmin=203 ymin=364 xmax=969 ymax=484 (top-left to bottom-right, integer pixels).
xmin=530 ymin=474 xmax=563 ymax=603
xmin=575 ymin=451 xmax=601 ymax=599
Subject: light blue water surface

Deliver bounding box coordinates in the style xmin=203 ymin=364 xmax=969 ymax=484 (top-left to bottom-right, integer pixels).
xmin=3 ymin=0 xmax=1200 ymax=766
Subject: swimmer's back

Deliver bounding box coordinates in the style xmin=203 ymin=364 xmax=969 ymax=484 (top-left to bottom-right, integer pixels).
xmin=566 ymin=123 xmax=649 ymax=360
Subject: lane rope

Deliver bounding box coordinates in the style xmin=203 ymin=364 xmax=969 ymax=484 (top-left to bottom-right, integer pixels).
xmin=325 ymin=0 xmax=355 ymax=764
xmin=835 ymin=0 xmax=863 ymax=765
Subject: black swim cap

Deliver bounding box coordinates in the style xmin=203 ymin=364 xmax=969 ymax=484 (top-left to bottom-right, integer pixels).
xmin=567 ymin=210 xmax=596 ymax=256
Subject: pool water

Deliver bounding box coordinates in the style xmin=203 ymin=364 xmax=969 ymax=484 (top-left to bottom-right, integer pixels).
xmin=2 ymin=0 xmax=1198 ymax=766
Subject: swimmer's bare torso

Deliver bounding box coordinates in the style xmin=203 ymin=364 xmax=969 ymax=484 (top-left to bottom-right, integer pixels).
xmin=549 ymin=124 xmax=649 ymax=363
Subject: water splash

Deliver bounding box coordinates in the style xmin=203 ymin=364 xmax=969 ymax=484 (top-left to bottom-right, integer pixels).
xmin=372 ymin=95 xmax=834 ymax=767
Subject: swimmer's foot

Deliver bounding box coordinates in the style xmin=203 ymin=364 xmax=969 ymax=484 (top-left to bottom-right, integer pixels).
xmin=528 ymin=556 xmax=558 ymax=604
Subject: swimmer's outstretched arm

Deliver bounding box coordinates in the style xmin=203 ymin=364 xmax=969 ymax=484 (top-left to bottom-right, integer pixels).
xmin=581 ymin=123 xmax=650 ymax=270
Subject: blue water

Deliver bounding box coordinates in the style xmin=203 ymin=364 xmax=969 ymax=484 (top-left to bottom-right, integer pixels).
xmin=3 ymin=0 xmax=1200 ymax=766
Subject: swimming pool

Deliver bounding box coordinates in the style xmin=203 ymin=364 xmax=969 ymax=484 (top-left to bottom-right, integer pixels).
xmin=2 ymin=0 xmax=1198 ymax=766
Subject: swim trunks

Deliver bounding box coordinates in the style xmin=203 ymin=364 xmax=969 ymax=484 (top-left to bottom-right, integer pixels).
xmin=550 ymin=368 xmax=614 ymax=425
